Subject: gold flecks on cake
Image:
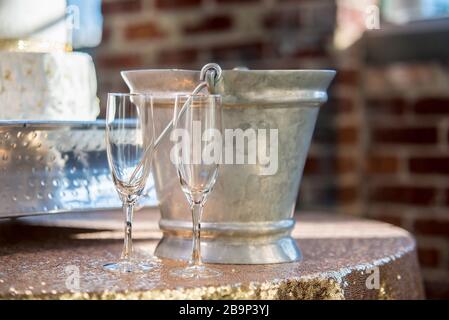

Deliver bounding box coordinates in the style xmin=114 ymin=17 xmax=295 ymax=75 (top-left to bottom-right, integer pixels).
xmin=45 ymin=66 xmax=53 ymax=77
xmin=0 ymin=39 xmax=71 ymax=53
xmin=0 ymin=50 xmax=99 ymax=120
xmin=3 ymin=70 xmax=12 ymax=81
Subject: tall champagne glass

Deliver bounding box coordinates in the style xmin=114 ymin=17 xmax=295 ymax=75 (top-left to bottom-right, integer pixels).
xmin=104 ymin=93 xmax=157 ymax=273
xmin=170 ymin=94 xmax=223 ymax=279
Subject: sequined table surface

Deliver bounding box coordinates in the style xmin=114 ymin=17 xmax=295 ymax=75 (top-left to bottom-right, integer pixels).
xmin=0 ymin=210 xmax=424 ymax=300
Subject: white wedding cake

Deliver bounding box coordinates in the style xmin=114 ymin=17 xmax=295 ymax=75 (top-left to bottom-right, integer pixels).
xmin=0 ymin=0 xmax=100 ymax=121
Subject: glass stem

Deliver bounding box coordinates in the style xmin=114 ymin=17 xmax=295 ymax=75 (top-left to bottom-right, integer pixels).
xmin=190 ymin=202 xmax=203 ymax=266
xmin=121 ymin=202 xmax=134 ymax=261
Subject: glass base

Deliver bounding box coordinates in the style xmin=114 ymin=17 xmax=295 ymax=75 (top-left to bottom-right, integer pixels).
xmin=134 ymin=251 xmax=162 ymax=264
xmin=103 ymin=260 xmax=156 ymax=273
xmin=142 ymin=255 xmax=162 ymax=264
xmin=170 ymin=264 xmax=222 ymax=279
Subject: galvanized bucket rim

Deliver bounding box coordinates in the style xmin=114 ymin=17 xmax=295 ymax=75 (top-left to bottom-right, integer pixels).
xmin=121 ymin=69 xmax=336 ymax=106
xmin=121 ymin=68 xmax=337 ymax=75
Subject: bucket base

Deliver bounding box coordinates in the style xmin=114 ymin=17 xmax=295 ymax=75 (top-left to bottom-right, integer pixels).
xmin=154 ymin=235 xmax=302 ymax=264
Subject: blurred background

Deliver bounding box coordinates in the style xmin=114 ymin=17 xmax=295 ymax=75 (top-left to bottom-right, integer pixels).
xmin=77 ymin=0 xmax=449 ymax=298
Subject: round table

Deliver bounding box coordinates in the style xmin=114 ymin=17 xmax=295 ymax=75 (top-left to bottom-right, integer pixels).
xmin=0 ymin=210 xmax=424 ymax=299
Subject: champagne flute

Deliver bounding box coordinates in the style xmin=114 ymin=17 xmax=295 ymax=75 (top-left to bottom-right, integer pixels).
xmin=170 ymin=94 xmax=223 ymax=279
xmin=104 ymin=93 xmax=157 ymax=273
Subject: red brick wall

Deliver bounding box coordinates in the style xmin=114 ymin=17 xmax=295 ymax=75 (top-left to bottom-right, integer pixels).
xmin=93 ymin=0 xmax=449 ymax=299
xmin=362 ymin=63 xmax=449 ymax=299
xmin=323 ymin=48 xmax=449 ymax=300
xmin=95 ymin=0 xmax=336 ymax=107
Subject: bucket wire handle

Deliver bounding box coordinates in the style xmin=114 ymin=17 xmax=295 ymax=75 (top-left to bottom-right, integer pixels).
xmin=129 ymin=63 xmax=222 ymax=184
xmin=200 ymin=62 xmax=222 ymax=93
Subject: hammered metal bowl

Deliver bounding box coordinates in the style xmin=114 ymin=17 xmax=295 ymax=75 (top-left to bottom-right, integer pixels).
xmin=0 ymin=121 xmax=156 ymax=218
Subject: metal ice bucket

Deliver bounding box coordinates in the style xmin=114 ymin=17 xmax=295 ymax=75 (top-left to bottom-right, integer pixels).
xmin=122 ymin=69 xmax=335 ymax=264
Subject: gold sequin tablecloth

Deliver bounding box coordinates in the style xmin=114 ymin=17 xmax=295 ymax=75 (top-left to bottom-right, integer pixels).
xmin=0 ymin=210 xmax=424 ymax=300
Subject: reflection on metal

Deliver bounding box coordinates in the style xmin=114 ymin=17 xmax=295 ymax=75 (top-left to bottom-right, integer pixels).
xmin=0 ymin=121 xmax=157 ymax=218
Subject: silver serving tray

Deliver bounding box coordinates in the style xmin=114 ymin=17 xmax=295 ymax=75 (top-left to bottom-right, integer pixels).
xmin=0 ymin=120 xmax=157 ymax=218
